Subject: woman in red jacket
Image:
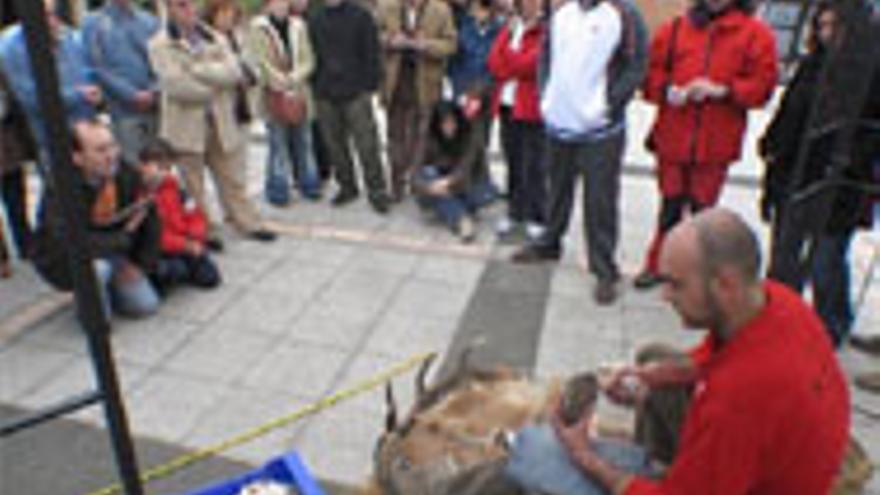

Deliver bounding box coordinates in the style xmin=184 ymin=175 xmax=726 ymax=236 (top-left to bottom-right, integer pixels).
xmin=487 ymin=0 xmax=547 ymax=242
xmin=634 ymin=0 xmax=777 ymax=289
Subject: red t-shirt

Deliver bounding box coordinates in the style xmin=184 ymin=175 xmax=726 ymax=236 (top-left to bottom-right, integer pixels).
xmin=625 ymin=281 xmax=849 ymax=495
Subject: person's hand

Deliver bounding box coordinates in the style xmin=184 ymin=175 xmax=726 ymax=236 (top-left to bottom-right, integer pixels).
xmin=389 ymin=32 xmax=411 ymax=49
xmin=666 ymin=85 xmax=689 ymax=107
xmin=427 ymin=178 xmax=452 ymax=196
xmin=686 ymin=78 xmax=729 ymax=102
xmin=598 ymin=364 xmax=647 ymax=407
xmin=185 ymin=239 xmax=205 ymax=257
xmin=132 ymin=90 xmax=156 ymax=112
xmin=124 ymin=205 xmax=149 ymax=233
xmin=79 ymin=85 xmax=103 ymax=105
xmin=550 ymin=395 xmax=594 ymax=463
xmin=410 ymin=36 xmax=427 ymax=52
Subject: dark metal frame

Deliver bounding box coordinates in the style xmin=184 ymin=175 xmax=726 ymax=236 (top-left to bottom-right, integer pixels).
xmin=0 ymin=1 xmax=144 ymax=493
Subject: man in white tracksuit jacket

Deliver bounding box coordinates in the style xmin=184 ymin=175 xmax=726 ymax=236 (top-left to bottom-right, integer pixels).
xmin=512 ymin=0 xmax=647 ymax=305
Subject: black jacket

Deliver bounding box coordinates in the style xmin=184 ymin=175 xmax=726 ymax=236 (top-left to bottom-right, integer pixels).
xmin=308 ymin=0 xmax=382 ymax=101
xmin=31 ymin=166 xmax=160 ymax=291
xmin=760 ymin=49 xmax=878 ymax=233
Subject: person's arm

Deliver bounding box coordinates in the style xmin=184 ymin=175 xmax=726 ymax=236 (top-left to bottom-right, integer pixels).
xmin=292 ymin=20 xmax=316 ymax=87
xmin=486 ymin=26 xmax=513 ymax=80
xmin=725 ymin=24 xmax=778 ymax=109
xmin=148 ymin=37 xmax=214 ymax=103
xmin=82 ymin=13 xmax=140 ymax=104
xmin=416 ymin=3 xmax=457 ymax=60
xmin=188 ymin=41 xmax=244 ymax=90
xmin=247 ymin=23 xmax=294 ymax=90
xmin=641 ymin=20 xmax=674 ymax=105
xmin=360 ymin=10 xmax=383 ymax=93
xmin=606 ymin=1 xmax=648 ymax=115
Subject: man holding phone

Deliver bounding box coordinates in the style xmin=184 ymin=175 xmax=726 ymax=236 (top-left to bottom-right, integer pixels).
xmin=31 ymin=119 xmax=161 ymax=318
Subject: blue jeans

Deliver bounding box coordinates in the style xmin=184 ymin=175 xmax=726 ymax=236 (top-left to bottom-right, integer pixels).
xmin=415 ymin=166 xmax=496 ymax=229
xmin=812 ymin=231 xmax=855 ymax=346
xmin=264 ymin=121 xmax=321 ymax=205
xmin=93 ymin=259 xmax=160 ymax=318
xmin=505 ymin=424 xmax=654 ymax=495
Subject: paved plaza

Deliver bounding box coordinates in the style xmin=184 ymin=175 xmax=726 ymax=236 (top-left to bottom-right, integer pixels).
xmin=1 ymin=101 xmax=878 ymax=494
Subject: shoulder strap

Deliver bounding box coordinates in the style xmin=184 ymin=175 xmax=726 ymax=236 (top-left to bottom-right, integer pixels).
xmin=664 ymin=16 xmax=681 ymax=77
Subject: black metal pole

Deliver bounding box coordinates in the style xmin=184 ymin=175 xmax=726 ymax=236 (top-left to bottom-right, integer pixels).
xmin=10 ymin=1 xmax=144 ymax=494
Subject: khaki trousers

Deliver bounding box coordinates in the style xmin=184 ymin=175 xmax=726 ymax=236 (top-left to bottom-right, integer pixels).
xmin=177 ymin=125 xmax=262 ymax=234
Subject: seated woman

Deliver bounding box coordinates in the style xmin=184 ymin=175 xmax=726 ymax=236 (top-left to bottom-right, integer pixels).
xmin=413 ymin=101 xmax=493 ymax=243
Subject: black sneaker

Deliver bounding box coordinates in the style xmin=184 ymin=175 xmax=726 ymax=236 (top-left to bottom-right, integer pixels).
xmin=370 ymin=195 xmax=391 ymax=215
xmin=633 ymin=271 xmax=663 ymax=290
xmin=331 ymin=190 xmax=359 ymax=207
xmin=248 ymin=229 xmax=277 ymax=242
xmin=205 ymin=237 xmax=224 ymax=253
xmin=511 ymin=245 xmax=561 ymax=264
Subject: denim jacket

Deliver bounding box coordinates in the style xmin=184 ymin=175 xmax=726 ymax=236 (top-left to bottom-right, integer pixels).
xmin=81 ymin=2 xmax=159 ymax=117
xmin=0 ymin=24 xmax=97 ymax=149
xmin=447 ymin=11 xmax=502 ymax=97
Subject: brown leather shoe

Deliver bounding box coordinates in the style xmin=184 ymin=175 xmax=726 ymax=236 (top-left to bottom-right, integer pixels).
xmin=854 ymin=371 xmax=880 ymax=394
xmin=594 ymin=278 xmax=619 ymax=305
xmin=849 ymin=334 xmax=880 ymax=356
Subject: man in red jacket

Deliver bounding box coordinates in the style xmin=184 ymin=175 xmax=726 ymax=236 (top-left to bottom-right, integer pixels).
xmin=633 ymin=0 xmax=778 ymax=289
xmin=510 ymin=208 xmax=850 ymax=495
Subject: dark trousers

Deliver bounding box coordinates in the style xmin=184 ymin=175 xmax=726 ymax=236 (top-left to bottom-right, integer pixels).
xmin=1 ymin=167 xmax=32 ymax=256
xmin=312 ymin=121 xmax=333 ymax=182
xmin=769 ymin=198 xmax=855 ymax=346
xmin=387 ymin=97 xmax=429 ymax=199
xmin=538 ymin=131 xmax=625 ymax=281
xmin=316 ymin=94 xmax=388 ymax=200
xmin=153 ymin=253 xmax=221 ymax=291
xmin=499 ymin=108 xmax=547 ymax=224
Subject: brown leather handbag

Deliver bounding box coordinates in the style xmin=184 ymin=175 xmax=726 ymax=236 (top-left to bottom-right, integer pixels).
xmin=261 ymin=26 xmax=307 ymax=125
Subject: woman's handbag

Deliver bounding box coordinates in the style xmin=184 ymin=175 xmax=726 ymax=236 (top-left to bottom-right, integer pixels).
xmin=261 ymin=25 xmax=307 ymax=125
xmin=265 ymin=88 xmax=307 ymax=125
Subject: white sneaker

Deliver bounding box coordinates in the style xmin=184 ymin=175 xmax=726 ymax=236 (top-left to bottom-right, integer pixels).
xmin=458 ymin=216 xmax=477 ymax=243
xmin=525 ymin=222 xmax=546 ymax=242
xmin=495 ymin=216 xmax=516 ymax=236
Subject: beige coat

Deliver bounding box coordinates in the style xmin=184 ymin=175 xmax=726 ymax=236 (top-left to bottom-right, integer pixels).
xmin=377 ymin=0 xmax=456 ymax=108
xmin=148 ymin=23 xmax=245 ymax=154
xmin=247 ymin=15 xmax=316 ymax=121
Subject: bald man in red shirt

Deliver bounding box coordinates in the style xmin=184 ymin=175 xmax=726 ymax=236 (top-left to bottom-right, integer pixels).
xmin=552 ymin=208 xmax=849 ymax=495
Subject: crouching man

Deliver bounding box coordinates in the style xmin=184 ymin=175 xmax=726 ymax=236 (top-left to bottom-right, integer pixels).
xmin=31 ymin=119 xmax=161 ymax=317
xmin=506 ymin=208 xmax=851 ymax=495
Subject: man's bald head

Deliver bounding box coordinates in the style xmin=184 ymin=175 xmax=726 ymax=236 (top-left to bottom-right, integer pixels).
xmin=690 ymin=208 xmax=762 ymax=284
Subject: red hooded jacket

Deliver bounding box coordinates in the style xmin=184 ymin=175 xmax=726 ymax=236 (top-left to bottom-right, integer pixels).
xmin=488 ymin=20 xmax=545 ymax=123
xmin=153 ymin=175 xmax=208 ymax=255
xmin=644 ymin=10 xmax=778 ymax=166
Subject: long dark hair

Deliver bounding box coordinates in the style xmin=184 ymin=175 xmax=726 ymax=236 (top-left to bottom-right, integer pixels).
xmin=429 ymin=101 xmax=471 ymax=158
xmin=805 ymin=0 xmax=837 ymax=53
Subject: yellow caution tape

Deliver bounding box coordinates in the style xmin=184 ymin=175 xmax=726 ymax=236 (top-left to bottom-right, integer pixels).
xmin=85 ymin=351 xmax=437 ymax=495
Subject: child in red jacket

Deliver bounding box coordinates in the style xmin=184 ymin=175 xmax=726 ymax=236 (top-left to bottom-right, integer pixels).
xmin=138 ymin=139 xmax=220 ymax=292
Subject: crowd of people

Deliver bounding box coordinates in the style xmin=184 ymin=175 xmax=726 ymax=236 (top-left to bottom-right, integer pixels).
xmin=0 ymin=0 xmax=876 ymax=325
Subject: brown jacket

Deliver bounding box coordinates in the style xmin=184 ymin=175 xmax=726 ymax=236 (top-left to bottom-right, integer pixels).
xmin=377 ymin=0 xmax=456 ymax=108
xmin=148 ymin=22 xmax=245 ymax=154
xmin=0 ymin=72 xmax=35 ymax=175
xmin=247 ymin=14 xmax=316 ymax=121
